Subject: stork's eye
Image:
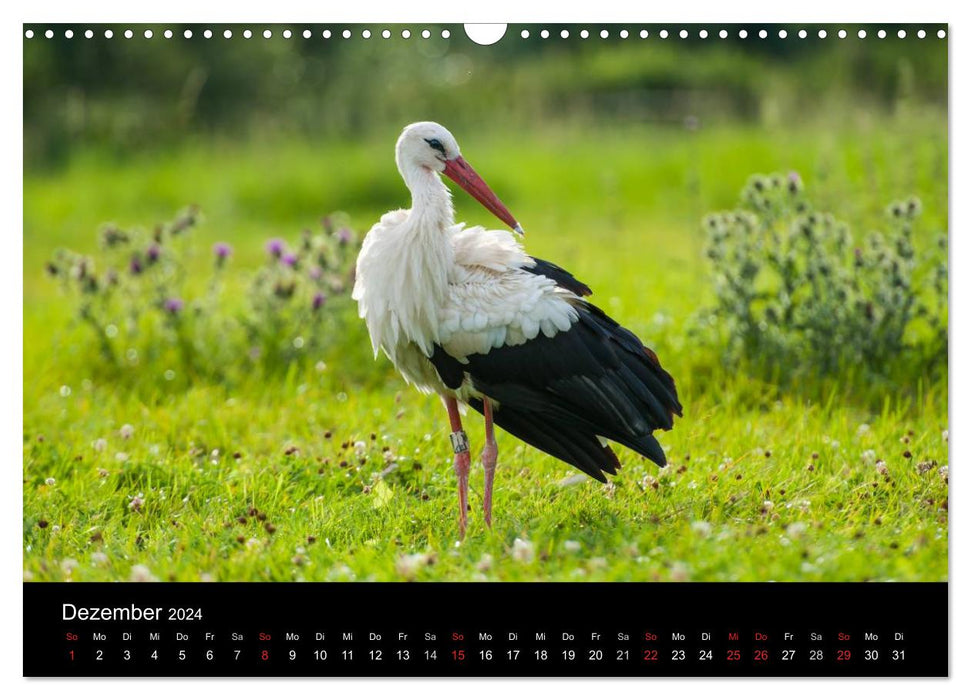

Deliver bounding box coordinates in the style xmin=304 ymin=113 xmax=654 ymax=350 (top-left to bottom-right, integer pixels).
xmin=425 ymin=138 xmax=446 ymax=156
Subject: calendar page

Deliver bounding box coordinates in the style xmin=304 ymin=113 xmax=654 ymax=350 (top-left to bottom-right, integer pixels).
xmin=22 ymin=20 xmax=948 ymax=678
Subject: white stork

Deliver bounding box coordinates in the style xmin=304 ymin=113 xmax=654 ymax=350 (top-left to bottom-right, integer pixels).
xmin=353 ymin=121 xmax=682 ymax=536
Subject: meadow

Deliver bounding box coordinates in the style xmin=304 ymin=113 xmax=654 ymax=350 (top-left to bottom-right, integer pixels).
xmin=24 ymin=109 xmax=948 ymax=582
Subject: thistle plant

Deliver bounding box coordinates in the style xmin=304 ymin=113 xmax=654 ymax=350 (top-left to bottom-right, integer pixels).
xmin=47 ymin=206 xmax=203 ymax=371
xmin=695 ymin=173 xmax=947 ymax=384
xmin=243 ymin=216 xmax=358 ymax=371
xmin=46 ymin=208 xmax=359 ymax=384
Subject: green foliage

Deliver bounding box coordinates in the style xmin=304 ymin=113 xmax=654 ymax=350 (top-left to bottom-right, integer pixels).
xmin=24 ymin=26 xmax=947 ymax=168
xmin=45 ymin=208 xmax=359 ymax=385
xmin=695 ymin=173 xmax=947 ymax=384
xmin=23 ymin=376 xmax=950 ymax=583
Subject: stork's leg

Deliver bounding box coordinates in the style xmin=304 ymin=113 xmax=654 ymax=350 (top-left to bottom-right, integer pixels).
xmin=482 ymin=398 xmax=498 ymax=528
xmin=445 ymin=397 xmax=471 ymax=538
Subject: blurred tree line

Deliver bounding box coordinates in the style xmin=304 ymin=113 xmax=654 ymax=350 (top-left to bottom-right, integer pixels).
xmin=24 ymin=24 xmax=947 ymax=169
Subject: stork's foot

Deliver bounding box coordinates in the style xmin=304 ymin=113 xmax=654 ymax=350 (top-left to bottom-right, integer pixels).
xmin=482 ymin=439 xmax=497 ymax=528
xmin=452 ymin=433 xmax=471 ymax=538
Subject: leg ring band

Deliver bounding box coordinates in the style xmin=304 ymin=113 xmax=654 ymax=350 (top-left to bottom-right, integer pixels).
xmin=449 ymin=430 xmax=470 ymax=454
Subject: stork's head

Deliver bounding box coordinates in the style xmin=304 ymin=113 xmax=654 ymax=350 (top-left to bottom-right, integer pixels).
xmin=396 ymin=121 xmax=523 ymax=235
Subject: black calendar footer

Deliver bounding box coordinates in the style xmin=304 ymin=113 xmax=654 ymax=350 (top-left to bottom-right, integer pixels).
xmin=23 ymin=582 xmax=947 ymax=677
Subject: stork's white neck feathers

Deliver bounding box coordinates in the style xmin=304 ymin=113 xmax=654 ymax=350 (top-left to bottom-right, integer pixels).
xmin=397 ymin=154 xmax=455 ymax=234
xmin=353 ymin=162 xmax=455 ymax=361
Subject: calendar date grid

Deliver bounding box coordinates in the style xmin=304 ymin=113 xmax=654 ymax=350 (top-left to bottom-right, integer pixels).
xmin=59 ymin=625 xmax=915 ymax=672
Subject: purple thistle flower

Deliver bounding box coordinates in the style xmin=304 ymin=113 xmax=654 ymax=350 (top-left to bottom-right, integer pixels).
xmin=787 ymin=171 xmax=803 ymax=194
xmin=163 ymin=298 xmax=184 ymax=314
xmin=308 ymin=265 xmax=323 ymax=280
xmin=213 ymin=242 xmax=233 ymax=260
xmin=146 ymin=244 xmax=161 ymax=264
xmin=129 ymin=255 xmax=143 ymax=275
xmin=312 ymin=292 xmax=326 ymax=311
xmin=281 ymin=252 xmax=298 ymax=268
xmin=265 ymin=238 xmax=286 ymax=259
xmin=336 ymin=227 xmax=352 ymax=246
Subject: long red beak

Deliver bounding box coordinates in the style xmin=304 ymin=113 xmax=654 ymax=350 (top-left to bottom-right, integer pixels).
xmin=442 ymin=156 xmax=523 ymax=234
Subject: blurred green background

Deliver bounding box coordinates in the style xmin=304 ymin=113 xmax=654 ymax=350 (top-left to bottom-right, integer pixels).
xmin=25 ymin=24 xmax=947 ymax=167
xmin=23 ymin=26 xmax=949 ymax=583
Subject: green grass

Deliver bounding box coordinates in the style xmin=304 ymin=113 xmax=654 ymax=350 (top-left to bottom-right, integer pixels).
xmin=23 ymin=114 xmax=949 ymax=582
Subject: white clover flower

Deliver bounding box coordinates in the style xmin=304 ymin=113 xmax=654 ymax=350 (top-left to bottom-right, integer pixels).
xmin=45 ymin=477 xmax=56 ymax=486
xmin=119 ymin=424 xmax=134 ymax=440
xmin=690 ymin=521 xmax=712 ymax=537
xmin=395 ymin=552 xmax=432 ymax=579
xmin=329 ymin=563 xmax=354 ymax=580
xmin=786 ymin=522 xmax=808 ymax=538
xmin=512 ymin=538 xmax=535 ymax=563
xmin=61 ymin=558 xmax=79 ymax=574
xmin=91 ymin=552 xmax=109 ymax=565
xmin=128 ymin=494 xmax=144 ymax=512
xmin=557 ymin=473 xmax=587 ymax=488
xmin=130 ymin=564 xmax=157 ymax=582
xmin=476 ymin=554 xmax=494 ymax=572
xmin=563 ymin=540 xmax=582 ymax=554
xmin=861 ymin=450 xmax=877 ymax=466
xmin=670 ymin=562 xmax=690 ymax=581
xmin=92 ymin=438 xmax=108 ymax=452
xmin=115 ymin=452 xmax=129 ymax=462
xmin=640 ymin=474 xmax=659 ymax=490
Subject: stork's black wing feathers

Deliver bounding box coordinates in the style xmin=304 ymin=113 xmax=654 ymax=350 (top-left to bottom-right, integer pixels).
xmin=522 ymin=257 xmax=593 ymax=297
xmin=429 ymin=266 xmax=682 ymax=481
xmin=430 ymin=344 xmax=465 ymax=390
xmin=467 ymin=396 xmax=619 ymax=482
